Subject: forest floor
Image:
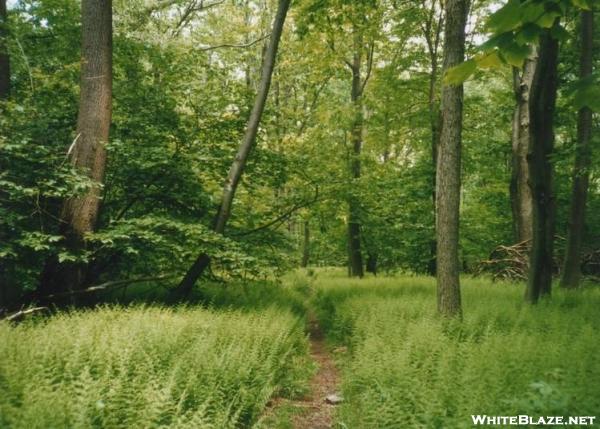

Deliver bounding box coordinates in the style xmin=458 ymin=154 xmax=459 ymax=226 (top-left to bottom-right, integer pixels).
xmin=258 ymin=312 xmax=341 ymax=429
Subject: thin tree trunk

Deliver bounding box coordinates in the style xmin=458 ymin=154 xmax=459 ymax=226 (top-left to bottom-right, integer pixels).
xmin=424 ymin=0 xmax=443 ymax=276
xmin=525 ymin=23 xmax=560 ymax=303
xmin=436 ymin=0 xmax=468 ymax=317
xmin=510 ymin=56 xmax=536 ymax=243
xmin=301 ymin=220 xmax=310 ymax=267
xmin=37 ymin=0 xmax=112 ymax=300
xmin=0 ymin=0 xmax=9 ymax=99
xmin=0 ymin=0 xmax=10 ymax=306
xmin=366 ymin=253 xmax=377 ymax=275
xmin=561 ymin=10 xmax=594 ymax=289
xmin=347 ymin=34 xmax=365 ymax=278
xmin=428 ymin=76 xmax=441 ymax=276
xmin=177 ymin=0 xmax=291 ymax=296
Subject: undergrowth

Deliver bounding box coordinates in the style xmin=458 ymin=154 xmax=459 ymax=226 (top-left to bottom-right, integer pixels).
xmin=311 ymin=271 xmax=600 ymax=428
xmin=0 ymin=305 xmax=312 ymax=428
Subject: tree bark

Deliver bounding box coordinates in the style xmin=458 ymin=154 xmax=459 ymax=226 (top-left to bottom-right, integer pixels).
xmin=176 ymin=0 xmax=291 ymax=296
xmin=0 ymin=0 xmax=9 ymax=99
xmin=436 ymin=0 xmax=468 ymax=317
xmin=38 ymin=0 xmax=112 ymax=299
xmin=347 ymin=32 xmax=366 ymax=278
xmin=366 ymin=253 xmax=377 ymax=275
xmin=525 ymin=24 xmax=560 ymax=303
xmin=510 ymin=55 xmax=536 ymax=243
xmin=0 ymin=0 xmax=10 ymax=307
xmin=423 ymin=0 xmax=444 ymax=276
xmin=301 ymin=220 xmax=310 ymax=267
xmin=561 ymin=10 xmax=594 ymax=289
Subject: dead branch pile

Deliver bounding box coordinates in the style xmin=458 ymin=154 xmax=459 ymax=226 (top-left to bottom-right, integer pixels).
xmin=582 ymin=249 xmax=600 ymax=278
xmin=475 ymin=237 xmax=600 ymax=282
xmin=474 ymin=240 xmax=532 ymax=281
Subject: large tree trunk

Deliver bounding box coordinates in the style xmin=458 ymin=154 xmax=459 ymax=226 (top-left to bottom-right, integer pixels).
xmin=525 ymin=24 xmax=560 ymax=303
xmin=0 ymin=0 xmax=9 ymax=99
xmin=176 ymin=0 xmax=291 ymax=296
xmin=510 ymin=56 xmax=536 ymax=243
xmin=38 ymin=0 xmax=112 ymax=299
xmin=561 ymin=10 xmax=594 ymax=289
xmin=436 ymin=0 xmax=468 ymax=317
xmin=347 ymin=40 xmax=365 ymax=278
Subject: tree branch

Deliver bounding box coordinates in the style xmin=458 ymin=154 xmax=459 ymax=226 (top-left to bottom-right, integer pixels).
xmin=232 ymin=187 xmax=322 ymax=237
xmin=361 ymin=41 xmax=375 ymax=93
xmin=196 ymin=33 xmax=272 ymax=51
xmin=172 ymin=0 xmax=226 ymax=37
xmin=43 ymin=275 xmax=178 ymax=300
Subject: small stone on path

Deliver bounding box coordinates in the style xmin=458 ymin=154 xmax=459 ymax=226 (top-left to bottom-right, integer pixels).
xmin=325 ymin=393 xmax=343 ymax=405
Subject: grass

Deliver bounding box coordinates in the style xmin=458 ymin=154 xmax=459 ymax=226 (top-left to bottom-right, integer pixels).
xmin=310 ymin=270 xmax=600 ymax=428
xmin=0 ymin=305 xmax=312 ymax=429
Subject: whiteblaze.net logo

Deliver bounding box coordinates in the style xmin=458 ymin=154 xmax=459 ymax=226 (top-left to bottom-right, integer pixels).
xmin=471 ymin=415 xmax=597 ymax=426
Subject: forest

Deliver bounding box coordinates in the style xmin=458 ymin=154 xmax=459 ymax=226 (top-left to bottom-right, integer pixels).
xmin=0 ymin=0 xmax=599 ymax=427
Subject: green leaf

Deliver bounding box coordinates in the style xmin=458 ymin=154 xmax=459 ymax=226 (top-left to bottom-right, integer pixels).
xmin=58 ymin=252 xmax=78 ymax=263
xmin=486 ymin=0 xmax=522 ymax=33
xmin=573 ymin=85 xmax=600 ymax=111
xmin=572 ymin=0 xmax=592 ymax=10
xmin=502 ymin=43 xmax=531 ymax=68
xmin=515 ymin=23 xmax=541 ymax=45
xmin=475 ymin=51 xmax=503 ymax=69
xmin=536 ymin=12 xmax=560 ymax=28
xmin=444 ymin=59 xmax=477 ymax=85
xmin=550 ymin=24 xmax=569 ymax=42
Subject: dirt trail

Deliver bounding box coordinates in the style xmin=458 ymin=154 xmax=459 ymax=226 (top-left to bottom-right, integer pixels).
xmin=290 ymin=315 xmax=341 ymax=429
xmin=259 ymin=313 xmax=342 ymax=429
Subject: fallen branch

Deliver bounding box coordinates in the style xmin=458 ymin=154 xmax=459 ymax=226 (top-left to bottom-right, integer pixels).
xmin=44 ymin=275 xmax=178 ymax=300
xmin=3 ymin=306 xmax=49 ymax=323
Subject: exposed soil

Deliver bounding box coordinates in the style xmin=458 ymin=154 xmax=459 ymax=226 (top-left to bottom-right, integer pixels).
xmin=290 ymin=315 xmax=341 ymax=429
xmin=259 ymin=313 xmax=342 ymax=429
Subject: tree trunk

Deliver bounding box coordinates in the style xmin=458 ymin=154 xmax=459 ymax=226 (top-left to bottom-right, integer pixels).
xmin=347 ymin=34 xmax=365 ymax=278
xmin=436 ymin=0 xmax=468 ymax=317
xmin=301 ymin=220 xmax=310 ymax=267
xmin=0 ymin=1 xmax=10 ymax=303
xmin=0 ymin=0 xmax=9 ymax=99
xmin=38 ymin=0 xmax=112 ymax=300
xmin=424 ymin=0 xmax=443 ymax=276
xmin=561 ymin=10 xmax=593 ymax=289
xmin=525 ymin=23 xmax=560 ymax=303
xmin=510 ymin=56 xmax=536 ymax=243
xmin=366 ymin=253 xmax=377 ymax=275
xmin=176 ymin=0 xmax=291 ymax=296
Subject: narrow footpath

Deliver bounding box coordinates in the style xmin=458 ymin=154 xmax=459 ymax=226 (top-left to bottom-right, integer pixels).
xmin=291 ymin=314 xmax=341 ymax=429
xmin=258 ymin=313 xmax=342 ymax=429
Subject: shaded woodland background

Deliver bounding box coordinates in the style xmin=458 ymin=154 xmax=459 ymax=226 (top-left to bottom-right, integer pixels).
xmin=0 ymin=0 xmax=599 ymax=311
